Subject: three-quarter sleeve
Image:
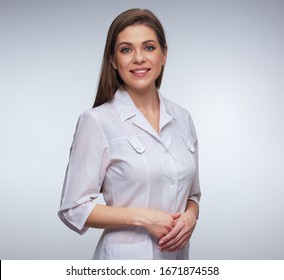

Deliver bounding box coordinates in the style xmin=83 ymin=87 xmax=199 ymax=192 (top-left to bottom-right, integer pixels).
xmin=58 ymin=110 xmax=109 ymax=234
xmin=187 ymin=116 xmax=201 ymax=206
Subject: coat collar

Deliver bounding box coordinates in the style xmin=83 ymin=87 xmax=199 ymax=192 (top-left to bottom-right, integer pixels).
xmin=112 ymin=88 xmax=175 ymax=138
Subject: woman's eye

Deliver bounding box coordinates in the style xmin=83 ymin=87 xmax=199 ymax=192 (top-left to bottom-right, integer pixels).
xmin=121 ymin=48 xmax=131 ymax=53
xmin=145 ymin=45 xmax=155 ymax=51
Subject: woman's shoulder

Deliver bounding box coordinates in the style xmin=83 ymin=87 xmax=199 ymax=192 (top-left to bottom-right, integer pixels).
xmin=79 ymin=102 xmax=111 ymax=121
xmin=72 ymin=104 xmax=111 ymax=135
xmin=162 ymin=95 xmax=197 ymax=140
xmin=162 ymin=96 xmax=193 ymax=121
xmin=77 ymin=102 xmax=120 ymax=139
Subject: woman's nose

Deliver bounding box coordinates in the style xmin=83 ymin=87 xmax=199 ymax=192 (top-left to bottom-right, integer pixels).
xmin=132 ymin=50 xmax=146 ymax=64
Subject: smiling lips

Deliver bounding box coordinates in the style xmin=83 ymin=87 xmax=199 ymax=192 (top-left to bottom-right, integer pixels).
xmin=130 ymin=67 xmax=151 ymax=77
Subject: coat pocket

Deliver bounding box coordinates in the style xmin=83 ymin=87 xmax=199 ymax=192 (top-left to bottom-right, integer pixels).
xmin=102 ymin=239 xmax=153 ymax=260
xmin=182 ymin=136 xmax=195 ymax=153
xmin=127 ymin=137 xmax=145 ymax=154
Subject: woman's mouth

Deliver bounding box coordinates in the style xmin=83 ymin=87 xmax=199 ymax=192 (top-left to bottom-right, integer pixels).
xmin=130 ymin=68 xmax=151 ymax=77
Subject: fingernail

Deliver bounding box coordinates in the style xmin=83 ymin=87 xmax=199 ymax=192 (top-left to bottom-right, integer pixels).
xmin=159 ymin=240 xmax=164 ymax=245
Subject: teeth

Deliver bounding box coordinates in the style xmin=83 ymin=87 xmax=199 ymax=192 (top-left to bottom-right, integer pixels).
xmin=132 ymin=69 xmax=148 ymax=74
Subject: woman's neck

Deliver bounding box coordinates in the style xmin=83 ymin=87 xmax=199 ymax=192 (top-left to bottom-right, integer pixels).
xmin=124 ymin=85 xmax=160 ymax=134
xmin=124 ymin=85 xmax=160 ymax=114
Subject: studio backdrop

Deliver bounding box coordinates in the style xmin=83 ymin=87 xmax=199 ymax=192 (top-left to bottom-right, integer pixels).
xmin=0 ymin=0 xmax=283 ymax=259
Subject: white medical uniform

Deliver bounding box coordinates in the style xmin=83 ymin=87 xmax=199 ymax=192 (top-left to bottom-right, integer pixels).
xmin=58 ymin=88 xmax=201 ymax=259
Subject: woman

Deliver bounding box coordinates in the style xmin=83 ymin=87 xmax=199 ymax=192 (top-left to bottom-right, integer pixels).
xmin=58 ymin=8 xmax=201 ymax=260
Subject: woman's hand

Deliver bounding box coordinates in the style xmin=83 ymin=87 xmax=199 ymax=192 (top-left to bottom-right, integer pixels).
xmin=136 ymin=208 xmax=181 ymax=240
xmin=158 ymin=203 xmax=198 ymax=252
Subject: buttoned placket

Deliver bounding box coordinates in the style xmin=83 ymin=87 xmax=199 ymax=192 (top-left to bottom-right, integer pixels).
xmin=131 ymin=113 xmax=180 ymax=196
xmin=159 ymin=133 xmax=179 ymax=214
xmin=159 ymin=94 xmax=180 ymax=213
xmin=114 ymin=89 xmax=180 ymax=213
xmin=133 ymin=102 xmax=179 ymax=213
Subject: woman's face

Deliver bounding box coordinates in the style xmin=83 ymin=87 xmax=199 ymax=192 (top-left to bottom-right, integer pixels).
xmin=111 ymin=24 xmax=167 ymax=94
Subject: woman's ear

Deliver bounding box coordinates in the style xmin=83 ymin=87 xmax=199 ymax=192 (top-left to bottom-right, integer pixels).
xmin=111 ymin=56 xmax=118 ymax=70
xmin=162 ymin=46 xmax=168 ymax=66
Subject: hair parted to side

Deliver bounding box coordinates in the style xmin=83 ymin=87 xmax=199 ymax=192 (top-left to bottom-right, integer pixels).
xmin=93 ymin=8 xmax=167 ymax=108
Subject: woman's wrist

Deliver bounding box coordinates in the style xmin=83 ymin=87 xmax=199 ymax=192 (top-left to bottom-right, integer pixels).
xmin=185 ymin=200 xmax=199 ymax=221
xmin=130 ymin=208 xmax=150 ymax=229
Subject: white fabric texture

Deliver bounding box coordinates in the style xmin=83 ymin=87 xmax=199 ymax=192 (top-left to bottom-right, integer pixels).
xmin=58 ymin=88 xmax=201 ymax=259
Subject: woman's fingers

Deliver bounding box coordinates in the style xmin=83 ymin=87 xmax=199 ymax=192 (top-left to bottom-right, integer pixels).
xmin=142 ymin=209 xmax=181 ymax=240
xmin=161 ymin=230 xmax=191 ymax=252
xmin=158 ymin=212 xmax=197 ymax=252
xmin=170 ymin=212 xmax=181 ymax=220
xmin=159 ymin=219 xmax=185 ymax=246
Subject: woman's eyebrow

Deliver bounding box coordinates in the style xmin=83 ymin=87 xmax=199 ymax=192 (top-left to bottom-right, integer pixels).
xmin=117 ymin=39 xmax=157 ymax=47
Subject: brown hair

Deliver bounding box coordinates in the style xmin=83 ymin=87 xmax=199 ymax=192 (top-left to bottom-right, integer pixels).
xmin=93 ymin=8 xmax=167 ymax=107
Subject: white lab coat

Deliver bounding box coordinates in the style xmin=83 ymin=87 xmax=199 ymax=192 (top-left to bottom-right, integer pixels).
xmin=58 ymin=88 xmax=201 ymax=259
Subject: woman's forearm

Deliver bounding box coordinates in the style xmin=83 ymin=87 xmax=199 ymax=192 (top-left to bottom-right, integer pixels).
xmin=184 ymin=200 xmax=199 ymax=220
xmin=85 ymin=204 xmax=145 ymax=228
xmin=84 ymin=204 xmax=181 ymax=239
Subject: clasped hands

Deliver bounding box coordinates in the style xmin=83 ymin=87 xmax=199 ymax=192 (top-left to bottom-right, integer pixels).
xmin=143 ymin=209 xmax=197 ymax=253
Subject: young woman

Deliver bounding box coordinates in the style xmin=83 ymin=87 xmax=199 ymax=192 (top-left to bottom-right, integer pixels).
xmin=58 ymin=8 xmax=201 ymax=260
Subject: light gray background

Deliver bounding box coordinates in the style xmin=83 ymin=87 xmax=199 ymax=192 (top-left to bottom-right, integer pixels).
xmin=1 ymin=0 xmax=283 ymax=259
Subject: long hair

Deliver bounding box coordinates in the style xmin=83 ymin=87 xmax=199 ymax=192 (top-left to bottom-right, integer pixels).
xmin=93 ymin=8 xmax=167 ymax=108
